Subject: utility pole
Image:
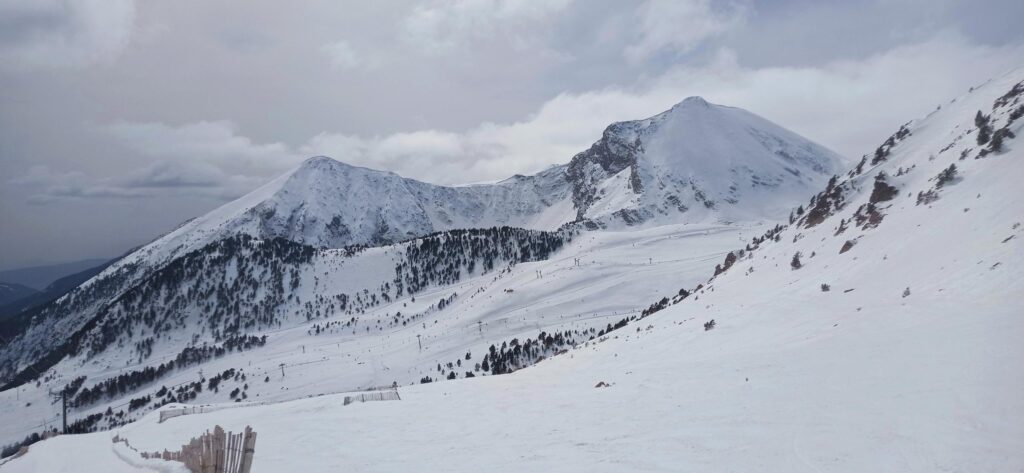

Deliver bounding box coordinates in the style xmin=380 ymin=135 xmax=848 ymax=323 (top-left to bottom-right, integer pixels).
xmin=49 ymin=389 xmax=67 ymax=434
xmin=279 ymin=363 xmax=286 ymax=378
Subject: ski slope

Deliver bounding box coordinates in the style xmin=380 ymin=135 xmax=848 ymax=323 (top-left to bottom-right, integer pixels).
xmin=0 ymin=222 xmax=762 ymax=451
xmin=3 ymin=68 xmax=1022 ymax=473
xmin=8 ymin=204 xmax=1020 ymax=471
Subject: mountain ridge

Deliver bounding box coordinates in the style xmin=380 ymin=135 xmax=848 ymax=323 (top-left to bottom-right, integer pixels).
xmin=0 ymin=97 xmax=841 ymax=387
xmin=122 ymin=97 xmax=843 ymax=270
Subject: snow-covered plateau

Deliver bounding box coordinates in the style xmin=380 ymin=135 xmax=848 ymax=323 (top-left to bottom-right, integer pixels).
xmin=1 ymin=67 xmax=1022 ymax=472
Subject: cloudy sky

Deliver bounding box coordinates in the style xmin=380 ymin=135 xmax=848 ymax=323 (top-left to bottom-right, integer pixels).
xmin=0 ymin=0 xmax=1022 ymax=269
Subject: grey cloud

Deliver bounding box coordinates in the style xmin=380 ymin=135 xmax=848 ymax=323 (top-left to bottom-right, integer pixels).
xmin=11 ymin=160 xmax=265 ymax=206
xmin=11 ymin=166 xmax=151 ymax=204
xmin=0 ymin=2 xmax=67 ymax=43
xmin=401 ymin=0 xmax=574 ymax=55
xmin=1 ymin=0 xmax=1022 ymax=269
xmin=0 ymin=0 xmax=136 ymax=69
xmin=120 ymin=161 xmax=228 ymax=188
xmin=321 ymin=41 xmax=364 ymax=70
xmin=624 ymin=0 xmax=747 ymax=63
xmin=104 ymin=120 xmax=303 ymax=175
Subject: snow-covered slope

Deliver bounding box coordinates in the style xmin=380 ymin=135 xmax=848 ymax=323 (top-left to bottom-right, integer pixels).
xmin=0 ymin=222 xmax=761 ymax=454
xmin=0 ymin=97 xmax=838 ymax=386
xmin=113 ymin=157 xmax=573 ymax=273
xmin=4 ymin=68 xmax=1020 ymax=472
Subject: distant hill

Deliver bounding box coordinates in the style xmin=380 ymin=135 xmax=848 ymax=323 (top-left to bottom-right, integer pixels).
xmin=0 ymin=259 xmax=114 ymax=324
xmin=0 ymin=258 xmax=111 ymax=291
xmin=0 ymin=282 xmax=37 ymax=307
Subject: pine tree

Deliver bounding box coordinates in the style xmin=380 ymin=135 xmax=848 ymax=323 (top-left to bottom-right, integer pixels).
xmin=936 ymin=164 xmax=958 ymax=188
xmin=976 ymin=111 xmax=993 ymax=145
xmin=990 ymin=127 xmax=1015 ymax=153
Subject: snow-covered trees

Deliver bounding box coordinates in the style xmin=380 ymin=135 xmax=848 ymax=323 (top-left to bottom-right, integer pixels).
xmin=395 ymin=227 xmax=569 ymax=295
xmin=976 ymin=111 xmax=993 ymax=145
xmin=936 ymin=164 xmax=958 ymax=188
xmin=869 ymin=172 xmax=899 ymax=204
xmin=989 ymin=127 xmax=1016 ymax=153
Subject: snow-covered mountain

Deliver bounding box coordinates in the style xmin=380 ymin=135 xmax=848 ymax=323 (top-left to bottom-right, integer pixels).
xmin=567 ymin=96 xmax=846 ymax=226
xmin=0 ymin=96 xmax=844 ymax=446
xmin=120 ymin=156 xmax=573 ymax=269
xmin=4 ymin=67 xmax=1021 ymax=472
xmin=118 ymin=98 xmax=841 ymax=269
xmin=0 ymin=98 xmax=839 ymax=379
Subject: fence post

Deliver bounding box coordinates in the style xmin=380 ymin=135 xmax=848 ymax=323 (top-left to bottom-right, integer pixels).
xmin=239 ymin=426 xmax=256 ymax=473
xmin=226 ymin=432 xmax=235 ymax=473
xmin=202 ymin=431 xmax=212 ymax=473
xmin=216 ymin=426 xmax=226 ymax=473
xmin=233 ymin=430 xmax=238 ymax=472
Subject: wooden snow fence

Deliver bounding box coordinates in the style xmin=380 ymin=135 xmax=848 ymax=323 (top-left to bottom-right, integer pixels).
xmin=140 ymin=425 xmax=257 ymax=473
xmin=343 ymin=388 xmax=401 ymax=405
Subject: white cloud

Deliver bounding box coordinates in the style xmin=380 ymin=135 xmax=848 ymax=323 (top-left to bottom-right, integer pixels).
xmin=306 ymin=34 xmax=1024 ymax=185
xmin=321 ymin=40 xmax=362 ymax=70
xmin=104 ymin=120 xmax=304 ymax=198
xmin=0 ymin=0 xmax=136 ymax=70
xmin=624 ymin=0 xmax=745 ymax=63
xmin=402 ymin=0 xmax=573 ymax=54
xmin=105 ymin=120 xmax=302 ymax=173
xmin=15 ymin=34 xmax=1024 ymax=202
xmin=10 ymin=120 xmax=300 ymax=203
xmin=637 ymin=34 xmax=1024 ymax=157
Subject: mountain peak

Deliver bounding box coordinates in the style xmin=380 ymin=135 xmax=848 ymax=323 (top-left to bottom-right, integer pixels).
xmin=569 ymin=96 xmax=846 ymax=225
xmin=674 ymin=96 xmax=710 ymax=110
xmin=300 ymin=155 xmax=343 ymax=169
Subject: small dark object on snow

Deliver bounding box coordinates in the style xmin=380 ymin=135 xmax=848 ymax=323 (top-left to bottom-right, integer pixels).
xmin=595 ymin=381 xmax=609 ymax=388
xmin=704 ymin=319 xmax=716 ymax=331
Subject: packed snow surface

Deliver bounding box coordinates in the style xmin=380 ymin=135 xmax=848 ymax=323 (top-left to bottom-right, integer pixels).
xmin=3 ymin=69 xmax=1024 ymax=472
xmin=0 ymin=222 xmax=759 ymax=452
